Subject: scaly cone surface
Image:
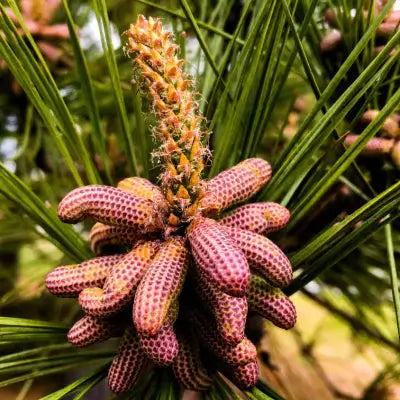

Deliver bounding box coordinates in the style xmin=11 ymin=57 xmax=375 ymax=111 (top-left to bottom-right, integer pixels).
xmin=46 ymin=15 xmax=297 ymax=395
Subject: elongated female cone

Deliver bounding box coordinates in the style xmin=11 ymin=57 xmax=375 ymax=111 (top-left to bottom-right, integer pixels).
xmin=228 ymin=361 xmax=259 ymax=389
xmin=57 ymin=185 xmax=163 ymax=233
xmin=200 ymin=158 xmax=272 ymax=215
xmin=248 ymin=275 xmax=296 ymax=330
xmin=195 ymin=271 xmax=247 ymax=345
xmin=79 ymin=241 xmax=159 ymax=317
xmin=133 ymin=237 xmax=189 ymax=335
xmin=138 ymin=302 xmax=179 ymax=365
xmin=218 ymin=202 xmax=290 ymax=235
xmin=190 ymin=311 xmax=257 ymax=366
xmin=125 ymin=16 xmax=209 ymax=224
xmin=117 ymin=177 xmax=169 ymax=211
xmin=108 ymin=326 xmax=146 ymax=393
xmin=188 ymin=217 xmax=250 ymax=297
xmin=89 ymin=222 xmax=141 ymax=255
xmin=46 ymin=255 xmax=124 ymax=297
xmin=172 ymin=330 xmax=213 ymax=391
xmin=67 ymin=315 xmax=125 ymax=347
xmin=223 ymin=227 xmax=292 ymax=288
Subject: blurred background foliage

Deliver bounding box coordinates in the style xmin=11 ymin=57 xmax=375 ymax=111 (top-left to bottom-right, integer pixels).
xmin=0 ymin=0 xmax=399 ymax=398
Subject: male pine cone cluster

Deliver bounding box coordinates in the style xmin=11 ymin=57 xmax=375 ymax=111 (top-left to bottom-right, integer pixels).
xmin=320 ymin=1 xmax=399 ymax=54
xmin=46 ymin=163 xmax=295 ymax=392
xmin=45 ymin=16 xmax=296 ymax=393
xmin=3 ymin=0 xmax=71 ymax=68
xmin=321 ymin=3 xmax=400 ymax=169
xmin=344 ymin=110 xmax=400 ymax=168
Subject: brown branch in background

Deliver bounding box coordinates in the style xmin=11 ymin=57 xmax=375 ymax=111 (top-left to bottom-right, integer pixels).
xmin=302 ymin=289 xmax=400 ymax=352
xmin=292 ymin=328 xmax=360 ymax=400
